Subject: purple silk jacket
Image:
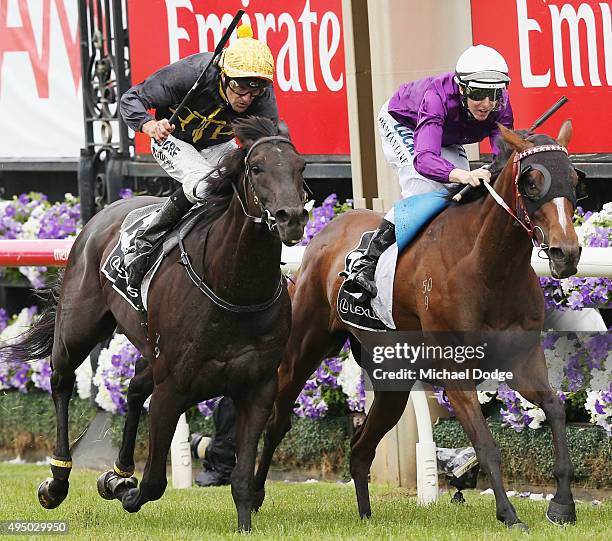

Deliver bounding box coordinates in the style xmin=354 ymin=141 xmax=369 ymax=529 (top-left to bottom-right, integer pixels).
xmin=387 ymin=72 xmax=514 ymax=182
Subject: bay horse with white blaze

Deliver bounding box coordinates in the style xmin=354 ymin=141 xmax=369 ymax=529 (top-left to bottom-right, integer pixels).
xmin=0 ymin=117 xmax=308 ymax=532
xmin=254 ymin=122 xmax=584 ymax=530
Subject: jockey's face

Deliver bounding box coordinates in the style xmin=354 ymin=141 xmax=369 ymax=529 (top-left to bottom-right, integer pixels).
xmin=223 ymin=76 xmax=256 ymax=113
xmin=466 ymin=96 xmax=496 ymax=121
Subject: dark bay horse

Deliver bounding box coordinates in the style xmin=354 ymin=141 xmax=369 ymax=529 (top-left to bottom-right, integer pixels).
xmin=0 ymin=117 xmax=308 ymax=531
xmin=254 ymin=122 xmax=584 ymax=530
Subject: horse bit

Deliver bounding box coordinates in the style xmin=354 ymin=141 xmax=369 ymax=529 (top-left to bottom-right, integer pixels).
xmin=232 ymin=135 xmax=308 ymax=231
xmin=178 ymin=136 xmax=305 ymax=313
xmin=481 ymin=144 xmax=569 ymax=258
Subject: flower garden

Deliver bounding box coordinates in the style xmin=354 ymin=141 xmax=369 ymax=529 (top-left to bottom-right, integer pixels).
xmin=0 ymin=192 xmax=610 ymax=480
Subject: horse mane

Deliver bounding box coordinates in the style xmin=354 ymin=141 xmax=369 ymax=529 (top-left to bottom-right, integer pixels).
xmin=198 ymin=116 xmax=283 ymax=225
xmin=446 ymin=129 xmax=552 ymax=205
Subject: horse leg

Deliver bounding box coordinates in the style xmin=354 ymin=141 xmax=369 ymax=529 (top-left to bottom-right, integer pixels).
xmin=97 ymin=360 xmax=153 ymax=502
xmin=38 ymin=304 xmax=115 ymax=509
xmin=509 ymin=348 xmax=576 ymax=525
xmin=446 ymin=389 xmax=527 ymax=530
xmin=232 ymin=376 xmax=278 ymax=532
xmin=121 ymin=380 xmax=183 ymax=513
xmin=253 ymin=328 xmax=347 ymax=511
xmin=350 ymin=390 xmax=410 ymax=519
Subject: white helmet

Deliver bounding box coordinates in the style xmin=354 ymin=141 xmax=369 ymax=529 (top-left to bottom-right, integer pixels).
xmin=455 ymin=45 xmax=510 ymax=89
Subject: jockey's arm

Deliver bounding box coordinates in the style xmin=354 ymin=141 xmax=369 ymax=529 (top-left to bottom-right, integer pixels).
xmin=120 ymin=57 xmax=200 ymax=140
xmin=412 ymin=90 xmax=461 ymax=183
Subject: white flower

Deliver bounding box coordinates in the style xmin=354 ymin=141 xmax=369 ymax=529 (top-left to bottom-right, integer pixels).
xmin=75 ymin=359 xmax=92 ymax=400
xmin=337 ymin=351 xmax=362 ymax=401
xmin=0 ymin=307 xmax=36 ymax=344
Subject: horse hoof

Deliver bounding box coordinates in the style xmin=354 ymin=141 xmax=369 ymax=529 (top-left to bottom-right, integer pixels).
xmin=252 ymin=489 xmax=265 ymax=513
xmin=122 ymin=487 xmax=143 ymax=513
xmin=97 ymin=472 xmax=115 ymax=500
xmin=37 ymin=478 xmax=69 ymax=509
xmin=508 ymin=521 xmax=529 ymax=532
xmin=547 ymin=500 xmax=576 ymax=525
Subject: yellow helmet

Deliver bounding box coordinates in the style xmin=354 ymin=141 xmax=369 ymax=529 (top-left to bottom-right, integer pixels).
xmin=219 ymin=25 xmax=274 ymax=82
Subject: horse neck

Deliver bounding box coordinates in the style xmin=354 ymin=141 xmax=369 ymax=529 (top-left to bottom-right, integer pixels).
xmin=203 ymin=188 xmax=282 ymax=305
xmin=473 ymin=160 xmax=534 ymax=284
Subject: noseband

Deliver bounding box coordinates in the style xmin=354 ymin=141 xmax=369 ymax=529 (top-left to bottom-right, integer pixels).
xmin=484 ymin=143 xmax=569 ymax=255
xmin=232 ymin=135 xmax=303 ymax=231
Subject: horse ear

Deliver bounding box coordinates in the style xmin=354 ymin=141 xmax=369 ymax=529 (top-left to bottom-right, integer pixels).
xmin=499 ymin=124 xmax=530 ymax=153
xmin=556 ymin=119 xmax=572 ymax=149
xmin=276 ymin=120 xmax=292 ymax=139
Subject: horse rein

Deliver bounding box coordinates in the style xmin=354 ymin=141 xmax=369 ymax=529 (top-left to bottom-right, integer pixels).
xmin=177 ymin=135 xmax=303 ymax=313
xmin=231 ymin=135 xmax=303 ymax=232
xmin=483 ymin=144 xmax=568 ymax=256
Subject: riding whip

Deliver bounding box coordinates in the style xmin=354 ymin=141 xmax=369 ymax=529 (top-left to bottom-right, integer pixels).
xmin=453 ymin=96 xmax=569 ymax=202
xmin=168 ymin=9 xmax=245 ymax=126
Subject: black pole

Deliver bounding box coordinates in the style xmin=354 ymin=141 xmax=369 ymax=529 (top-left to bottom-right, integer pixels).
xmin=168 ymin=10 xmax=244 ymax=126
xmin=453 ymin=97 xmax=569 ymax=202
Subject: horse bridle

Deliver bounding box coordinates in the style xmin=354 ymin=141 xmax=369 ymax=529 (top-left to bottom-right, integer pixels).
xmin=483 ymin=143 xmax=569 ymax=255
xmin=179 ymin=135 xmax=305 ymax=313
xmin=232 ymin=135 xmax=307 ymax=231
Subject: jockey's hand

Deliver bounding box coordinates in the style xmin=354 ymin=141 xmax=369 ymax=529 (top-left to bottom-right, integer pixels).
xmin=449 ymin=167 xmax=491 ymax=188
xmin=142 ymin=119 xmax=175 ymax=143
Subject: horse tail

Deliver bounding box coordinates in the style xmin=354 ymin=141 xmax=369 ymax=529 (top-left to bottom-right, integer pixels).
xmin=0 ymin=272 xmax=63 ymax=363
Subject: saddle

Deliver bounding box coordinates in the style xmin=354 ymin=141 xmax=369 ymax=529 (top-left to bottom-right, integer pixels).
xmin=338 ymin=191 xmax=450 ymax=331
xmin=101 ymin=202 xmax=211 ymax=311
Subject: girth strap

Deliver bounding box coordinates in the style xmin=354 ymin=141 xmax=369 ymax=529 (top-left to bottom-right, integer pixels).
xmin=177 ymin=234 xmax=285 ymax=313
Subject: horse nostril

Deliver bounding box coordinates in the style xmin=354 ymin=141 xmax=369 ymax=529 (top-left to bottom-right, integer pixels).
xmin=548 ymin=247 xmax=564 ymax=261
xmin=549 ymin=246 xmax=581 ymax=262
xmin=275 ymin=209 xmax=290 ymax=224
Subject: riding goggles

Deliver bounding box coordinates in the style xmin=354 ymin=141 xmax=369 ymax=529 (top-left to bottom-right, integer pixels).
xmin=464 ymin=85 xmax=504 ymax=102
xmin=227 ymin=77 xmax=267 ymax=97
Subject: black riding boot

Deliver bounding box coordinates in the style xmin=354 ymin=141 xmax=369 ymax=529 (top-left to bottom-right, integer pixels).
xmin=352 ymin=219 xmax=396 ymax=298
xmin=194 ymin=397 xmax=236 ymax=487
xmin=124 ymin=188 xmax=194 ymax=288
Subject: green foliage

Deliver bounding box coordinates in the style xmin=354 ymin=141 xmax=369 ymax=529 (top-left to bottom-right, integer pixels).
xmin=0 ymin=391 xmax=95 ymax=454
xmin=273 ymin=415 xmax=351 ymax=477
xmin=434 ymin=419 xmax=612 ymax=487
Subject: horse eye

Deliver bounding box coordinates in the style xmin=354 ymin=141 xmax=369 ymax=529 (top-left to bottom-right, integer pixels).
xmin=251 ymin=165 xmax=261 ymax=174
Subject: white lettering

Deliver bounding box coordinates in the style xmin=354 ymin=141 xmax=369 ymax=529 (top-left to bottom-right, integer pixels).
xmin=319 ymin=11 xmax=343 ymax=91
xmin=601 ymin=2 xmax=612 ymax=85
xmin=195 ymin=12 xmax=235 ymax=52
xmin=162 ymin=1 xmax=345 ymax=93
xmin=277 ymin=13 xmax=301 ymax=91
xmin=549 ymin=3 xmax=601 ymax=86
xmin=517 ymin=0 xmax=551 ymax=88
xmin=299 ymin=0 xmax=317 ymax=91
xmin=165 ymin=0 xmax=192 ymax=63
xmin=254 ymin=12 xmax=276 ymax=43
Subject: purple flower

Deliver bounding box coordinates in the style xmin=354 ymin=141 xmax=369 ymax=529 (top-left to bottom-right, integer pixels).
xmin=197 ymin=397 xmax=221 ymax=418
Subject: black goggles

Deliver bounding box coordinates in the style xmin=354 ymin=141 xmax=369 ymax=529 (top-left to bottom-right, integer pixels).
xmin=227 ymin=78 xmax=267 ymax=97
xmin=464 ymin=86 xmax=504 ymax=102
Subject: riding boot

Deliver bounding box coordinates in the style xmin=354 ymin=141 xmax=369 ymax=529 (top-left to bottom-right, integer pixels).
xmin=352 ymin=219 xmax=396 ymax=298
xmin=124 ymin=188 xmax=194 ymax=289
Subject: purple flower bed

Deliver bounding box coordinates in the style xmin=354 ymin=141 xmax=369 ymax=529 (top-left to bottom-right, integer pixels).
xmin=0 ymin=193 xmax=608 ymax=431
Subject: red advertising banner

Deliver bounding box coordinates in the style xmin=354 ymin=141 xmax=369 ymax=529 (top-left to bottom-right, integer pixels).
xmin=127 ymin=0 xmax=349 ymax=155
xmin=471 ymin=0 xmax=612 ymax=153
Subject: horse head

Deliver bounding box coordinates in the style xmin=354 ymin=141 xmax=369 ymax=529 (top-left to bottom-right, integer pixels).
xmin=499 ymin=121 xmax=586 ymax=278
xmin=233 ymin=117 xmax=309 ymax=246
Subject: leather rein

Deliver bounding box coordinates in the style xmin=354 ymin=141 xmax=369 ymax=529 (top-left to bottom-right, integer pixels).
xmin=178 ymin=136 xmax=298 ymax=313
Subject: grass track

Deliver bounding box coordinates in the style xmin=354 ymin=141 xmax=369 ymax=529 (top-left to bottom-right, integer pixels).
xmin=0 ymin=465 xmax=609 ymax=540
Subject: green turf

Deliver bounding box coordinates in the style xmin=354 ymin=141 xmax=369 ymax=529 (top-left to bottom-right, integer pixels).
xmin=0 ymin=464 xmax=609 ymax=540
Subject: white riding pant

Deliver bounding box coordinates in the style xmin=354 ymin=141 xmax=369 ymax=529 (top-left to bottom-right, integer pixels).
xmin=377 ymin=100 xmax=469 ymax=223
xmin=151 ymin=136 xmax=238 ymax=203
